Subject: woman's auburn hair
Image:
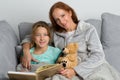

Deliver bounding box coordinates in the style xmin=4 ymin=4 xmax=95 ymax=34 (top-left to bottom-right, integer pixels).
xmin=49 ymin=1 xmax=79 ymax=32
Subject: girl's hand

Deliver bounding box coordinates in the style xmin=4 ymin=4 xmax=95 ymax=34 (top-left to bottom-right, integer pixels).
xmin=60 ymin=68 xmax=76 ymax=79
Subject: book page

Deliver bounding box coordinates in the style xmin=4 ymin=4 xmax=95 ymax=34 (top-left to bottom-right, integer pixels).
xmin=8 ymin=71 xmax=36 ymax=80
xmin=8 ymin=71 xmax=35 ymax=75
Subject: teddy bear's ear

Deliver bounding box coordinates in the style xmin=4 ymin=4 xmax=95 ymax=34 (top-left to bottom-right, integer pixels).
xmin=63 ymin=48 xmax=69 ymax=54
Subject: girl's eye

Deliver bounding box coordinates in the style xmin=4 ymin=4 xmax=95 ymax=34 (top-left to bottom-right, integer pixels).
xmin=35 ymin=34 xmax=40 ymax=36
xmin=43 ymin=34 xmax=48 ymax=36
xmin=35 ymin=34 xmax=48 ymax=36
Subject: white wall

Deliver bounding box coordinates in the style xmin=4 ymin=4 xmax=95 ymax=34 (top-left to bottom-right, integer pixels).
xmin=0 ymin=0 xmax=120 ymax=39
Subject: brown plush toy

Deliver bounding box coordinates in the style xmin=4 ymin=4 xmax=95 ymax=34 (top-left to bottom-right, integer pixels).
xmin=57 ymin=43 xmax=78 ymax=69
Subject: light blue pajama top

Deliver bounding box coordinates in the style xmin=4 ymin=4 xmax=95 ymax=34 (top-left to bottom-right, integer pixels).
xmin=30 ymin=46 xmax=61 ymax=64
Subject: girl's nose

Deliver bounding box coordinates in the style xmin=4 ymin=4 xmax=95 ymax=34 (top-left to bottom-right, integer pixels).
xmin=40 ymin=35 xmax=44 ymax=40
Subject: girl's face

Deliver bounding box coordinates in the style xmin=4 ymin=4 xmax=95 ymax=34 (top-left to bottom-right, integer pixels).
xmin=33 ymin=27 xmax=50 ymax=48
xmin=52 ymin=8 xmax=74 ymax=31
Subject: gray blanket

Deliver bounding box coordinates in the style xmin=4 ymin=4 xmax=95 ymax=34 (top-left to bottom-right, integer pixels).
xmin=45 ymin=74 xmax=81 ymax=80
xmin=17 ymin=62 xmax=120 ymax=80
xmin=45 ymin=62 xmax=120 ymax=80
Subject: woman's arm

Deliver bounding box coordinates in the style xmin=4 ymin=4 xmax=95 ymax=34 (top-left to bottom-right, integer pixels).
xmin=20 ymin=35 xmax=37 ymax=69
xmin=21 ymin=42 xmax=32 ymax=69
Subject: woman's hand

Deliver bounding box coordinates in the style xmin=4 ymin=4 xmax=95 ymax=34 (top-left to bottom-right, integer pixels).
xmin=21 ymin=43 xmax=38 ymax=69
xmin=60 ymin=68 xmax=76 ymax=79
xmin=21 ymin=51 xmax=32 ymax=69
xmin=21 ymin=52 xmax=39 ymax=69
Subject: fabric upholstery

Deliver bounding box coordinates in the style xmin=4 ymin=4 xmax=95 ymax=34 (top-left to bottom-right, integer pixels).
xmin=101 ymin=13 xmax=120 ymax=72
xmin=104 ymin=47 xmax=120 ymax=72
xmin=18 ymin=22 xmax=33 ymax=42
xmin=0 ymin=20 xmax=18 ymax=80
xmin=101 ymin=13 xmax=120 ymax=47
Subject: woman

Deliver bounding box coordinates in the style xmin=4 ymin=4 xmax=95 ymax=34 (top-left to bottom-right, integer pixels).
xmin=21 ymin=1 xmax=120 ymax=80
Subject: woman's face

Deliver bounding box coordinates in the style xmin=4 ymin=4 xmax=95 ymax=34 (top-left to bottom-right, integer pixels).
xmin=33 ymin=27 xmax=49 ymax=48
xmin=52 ymin=8 xmax=74 ymax=31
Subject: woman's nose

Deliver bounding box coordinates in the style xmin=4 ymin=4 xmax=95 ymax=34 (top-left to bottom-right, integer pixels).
xmin=59 ymin=18 xmax=65 ymax=24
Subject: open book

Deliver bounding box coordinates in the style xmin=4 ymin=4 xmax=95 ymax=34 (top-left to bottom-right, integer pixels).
xmin=8 ymin=64 xmax=62 ymax=80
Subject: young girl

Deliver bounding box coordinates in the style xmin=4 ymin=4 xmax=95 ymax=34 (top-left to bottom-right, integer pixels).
xmin=17 ymin=21 xmax=61 ymax=72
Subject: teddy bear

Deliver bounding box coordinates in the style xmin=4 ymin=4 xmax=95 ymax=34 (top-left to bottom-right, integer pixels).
xmin=57 ymin=42 xmax=79 ymax=69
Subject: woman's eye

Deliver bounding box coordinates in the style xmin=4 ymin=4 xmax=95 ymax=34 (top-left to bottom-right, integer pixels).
xmin=55 ymin=19 xmax=59 ymax=23
xmin=61 ymin=14 xmax=65 ymax=17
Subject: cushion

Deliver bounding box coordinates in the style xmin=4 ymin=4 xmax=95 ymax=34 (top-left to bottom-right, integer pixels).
xmin=104 ymin=47 xmax=120 ymax=72
xmin=15 ymin=45 xmax=23 ymax=63
xmin=101 ymin=13 xmax=120 ymax=47
xmin=18 ymin=22 xmax=33 ymax=42
xmin=101 ymin=13 xmax=120 ymax=72
xmin=85 ymin=19 xmax=101 ymax=38
xmin=0 ymin=20 xmax=18 ymax=79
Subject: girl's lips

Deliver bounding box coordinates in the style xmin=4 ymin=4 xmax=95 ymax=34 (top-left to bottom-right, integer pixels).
xmin=40 ymin=42 xmax=45 ymax=44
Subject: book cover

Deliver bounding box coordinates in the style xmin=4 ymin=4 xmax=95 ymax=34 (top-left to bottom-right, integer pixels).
xmin=8 ymin=64 xmax=62 ymax=80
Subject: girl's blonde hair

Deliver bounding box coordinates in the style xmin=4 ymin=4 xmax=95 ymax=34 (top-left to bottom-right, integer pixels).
xmin=31 ymin=21 xmax=51 ymax=47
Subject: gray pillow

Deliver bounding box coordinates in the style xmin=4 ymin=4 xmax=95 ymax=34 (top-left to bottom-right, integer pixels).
xmin=0 ymin=20 xmax=18 ymax=79
xmin=18 ymin=22 xmax=33 ymax=42
xmin=101 ymin=13 xmax=120 ymax=72
xmin=101 ymin=13 xmax=120 ymax=47
xmin=104 ymin=47 xmax=120 ymax=72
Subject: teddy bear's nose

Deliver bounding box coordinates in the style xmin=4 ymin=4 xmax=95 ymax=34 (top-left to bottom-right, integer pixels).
xmin=63 ymin=63 xmax=66 ymax=67
xmin=62 ymin=61 xmax=67 ymax=68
